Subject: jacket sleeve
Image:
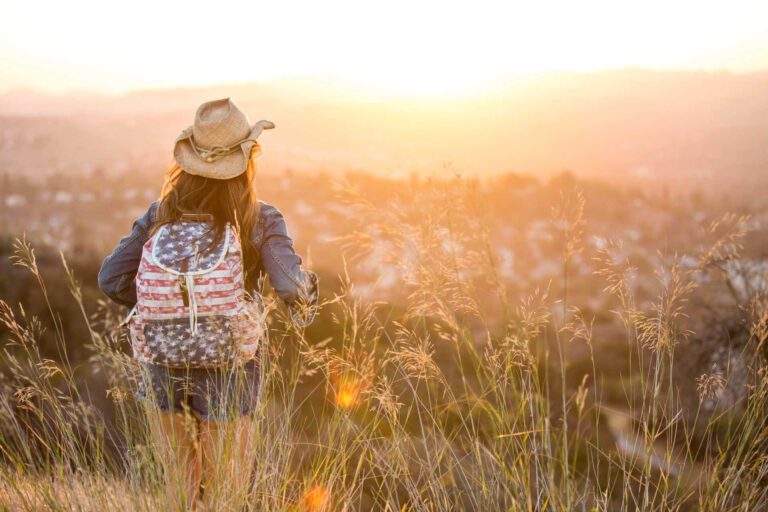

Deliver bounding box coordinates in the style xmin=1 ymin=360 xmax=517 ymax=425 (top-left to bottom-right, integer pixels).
xmin=97 ymin=202 xmax=158 ymax=308
xmin=257 ymin=205 xmax=318 ymax=328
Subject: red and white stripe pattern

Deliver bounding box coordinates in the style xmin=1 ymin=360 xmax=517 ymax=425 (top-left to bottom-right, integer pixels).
xmin=129 ymin=223 xmax=263 ymax=366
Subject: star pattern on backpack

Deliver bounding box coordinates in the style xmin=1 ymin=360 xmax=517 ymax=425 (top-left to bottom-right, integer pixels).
xmin=155 ymin=222 xmax=225 ymax=273
xmin=143 ymin=317 xmax=238 ymax=367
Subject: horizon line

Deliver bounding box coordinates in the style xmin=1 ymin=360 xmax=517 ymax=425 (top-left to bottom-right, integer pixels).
xmin=3 ymin=65 xmax=768 ymax=99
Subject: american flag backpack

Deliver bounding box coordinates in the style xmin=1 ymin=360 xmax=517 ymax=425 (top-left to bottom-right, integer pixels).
xmin=125 ymin=215 xmax=265 ymax=368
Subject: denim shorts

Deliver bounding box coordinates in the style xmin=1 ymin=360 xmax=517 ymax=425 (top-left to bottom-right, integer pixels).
xmin=136 ymin=354 xmax=262 ymax=421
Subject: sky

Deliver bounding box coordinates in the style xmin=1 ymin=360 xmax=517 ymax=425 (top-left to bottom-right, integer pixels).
xmin=1 ymin=0 xmax=767 ymax=96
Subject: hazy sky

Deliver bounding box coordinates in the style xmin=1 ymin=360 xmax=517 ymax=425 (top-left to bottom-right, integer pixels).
xmin=1 ymin=0 xmax=767 ymax=96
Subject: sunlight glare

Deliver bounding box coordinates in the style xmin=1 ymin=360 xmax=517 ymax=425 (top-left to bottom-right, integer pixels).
xmin=335 ymin=380 xmax=360 ymax=409
xmin=1 ymin=0 xmax=767 ymax=95
xmin=303 ymin=483 xmax=331 ymax=512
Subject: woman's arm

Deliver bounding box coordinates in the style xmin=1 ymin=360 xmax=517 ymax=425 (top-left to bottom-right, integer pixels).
xmin=256 ymin=203 xmax=318 ymax=328
xmin=97 ymin=202 xmax=159 ymax=307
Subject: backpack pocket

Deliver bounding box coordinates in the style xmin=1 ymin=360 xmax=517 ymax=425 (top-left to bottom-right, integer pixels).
xmin=142 ymin=315 xmax=240 ymax=368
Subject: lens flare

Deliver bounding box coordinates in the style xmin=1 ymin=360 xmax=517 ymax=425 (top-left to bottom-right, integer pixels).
xmin=335 ymin=381 xmax=360 ymax=408
xmin=303 ymin=483 xmax=331 ymax=512
xmin=327 ymin=351 xmax=376 ymax=409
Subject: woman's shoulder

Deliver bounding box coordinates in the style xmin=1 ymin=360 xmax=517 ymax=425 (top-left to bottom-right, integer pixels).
xmin=147 ymin=200 xmax=160 ymax=219
xmin=132 ymin=200 xmax=161 ymax=234
xmin=257 ymin=200 xmax=279 ymax=218
xmin=253 ymin=200 xmax=290 ymax=243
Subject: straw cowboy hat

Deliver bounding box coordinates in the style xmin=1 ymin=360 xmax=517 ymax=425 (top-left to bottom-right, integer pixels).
xmin=173 ymin=98 xmax=275 ymax=180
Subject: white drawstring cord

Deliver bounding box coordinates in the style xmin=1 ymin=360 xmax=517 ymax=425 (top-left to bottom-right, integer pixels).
xmin=187 ymin=243 xmax=201 ymax=335
xmin=187 ymin=273 xmax=198 ymax=335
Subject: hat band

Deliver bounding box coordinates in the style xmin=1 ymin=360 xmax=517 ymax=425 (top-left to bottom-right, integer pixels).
xmin=186 ymin=130 xmax=259 ymax=163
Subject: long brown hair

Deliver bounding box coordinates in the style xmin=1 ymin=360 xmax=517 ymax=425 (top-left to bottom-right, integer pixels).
xmin=153 ymin=144 xmax=262 ymax=290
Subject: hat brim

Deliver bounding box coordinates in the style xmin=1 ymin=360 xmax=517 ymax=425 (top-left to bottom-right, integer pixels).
xmin=172 ymin=122 xmax=267 ymax=180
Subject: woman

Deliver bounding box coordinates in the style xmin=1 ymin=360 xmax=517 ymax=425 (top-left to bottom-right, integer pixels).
xmin=98 ymin=98 xmax=318 ymax=510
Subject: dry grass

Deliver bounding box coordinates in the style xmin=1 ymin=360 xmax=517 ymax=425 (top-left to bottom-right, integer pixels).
xmin=0 ymin=177 xmax=766 ymax=511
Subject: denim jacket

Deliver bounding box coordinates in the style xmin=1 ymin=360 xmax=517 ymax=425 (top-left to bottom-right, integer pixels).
xmin=97 ymin=200 xmax=318 ymax=328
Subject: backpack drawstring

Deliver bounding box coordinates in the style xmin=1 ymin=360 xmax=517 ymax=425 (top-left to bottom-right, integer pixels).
xmin=187 ymin=243 xmax=201 ymax=335
xmin=186 ymin=273 xmax=199 ymax=335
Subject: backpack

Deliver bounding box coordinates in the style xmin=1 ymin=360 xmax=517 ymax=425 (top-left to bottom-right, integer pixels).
xmin=126 ymin=215 xmax=265 ymax=368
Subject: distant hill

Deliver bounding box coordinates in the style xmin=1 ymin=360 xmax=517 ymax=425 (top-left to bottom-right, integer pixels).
xmin=1 ymin=69 xmax=767 ymax=191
